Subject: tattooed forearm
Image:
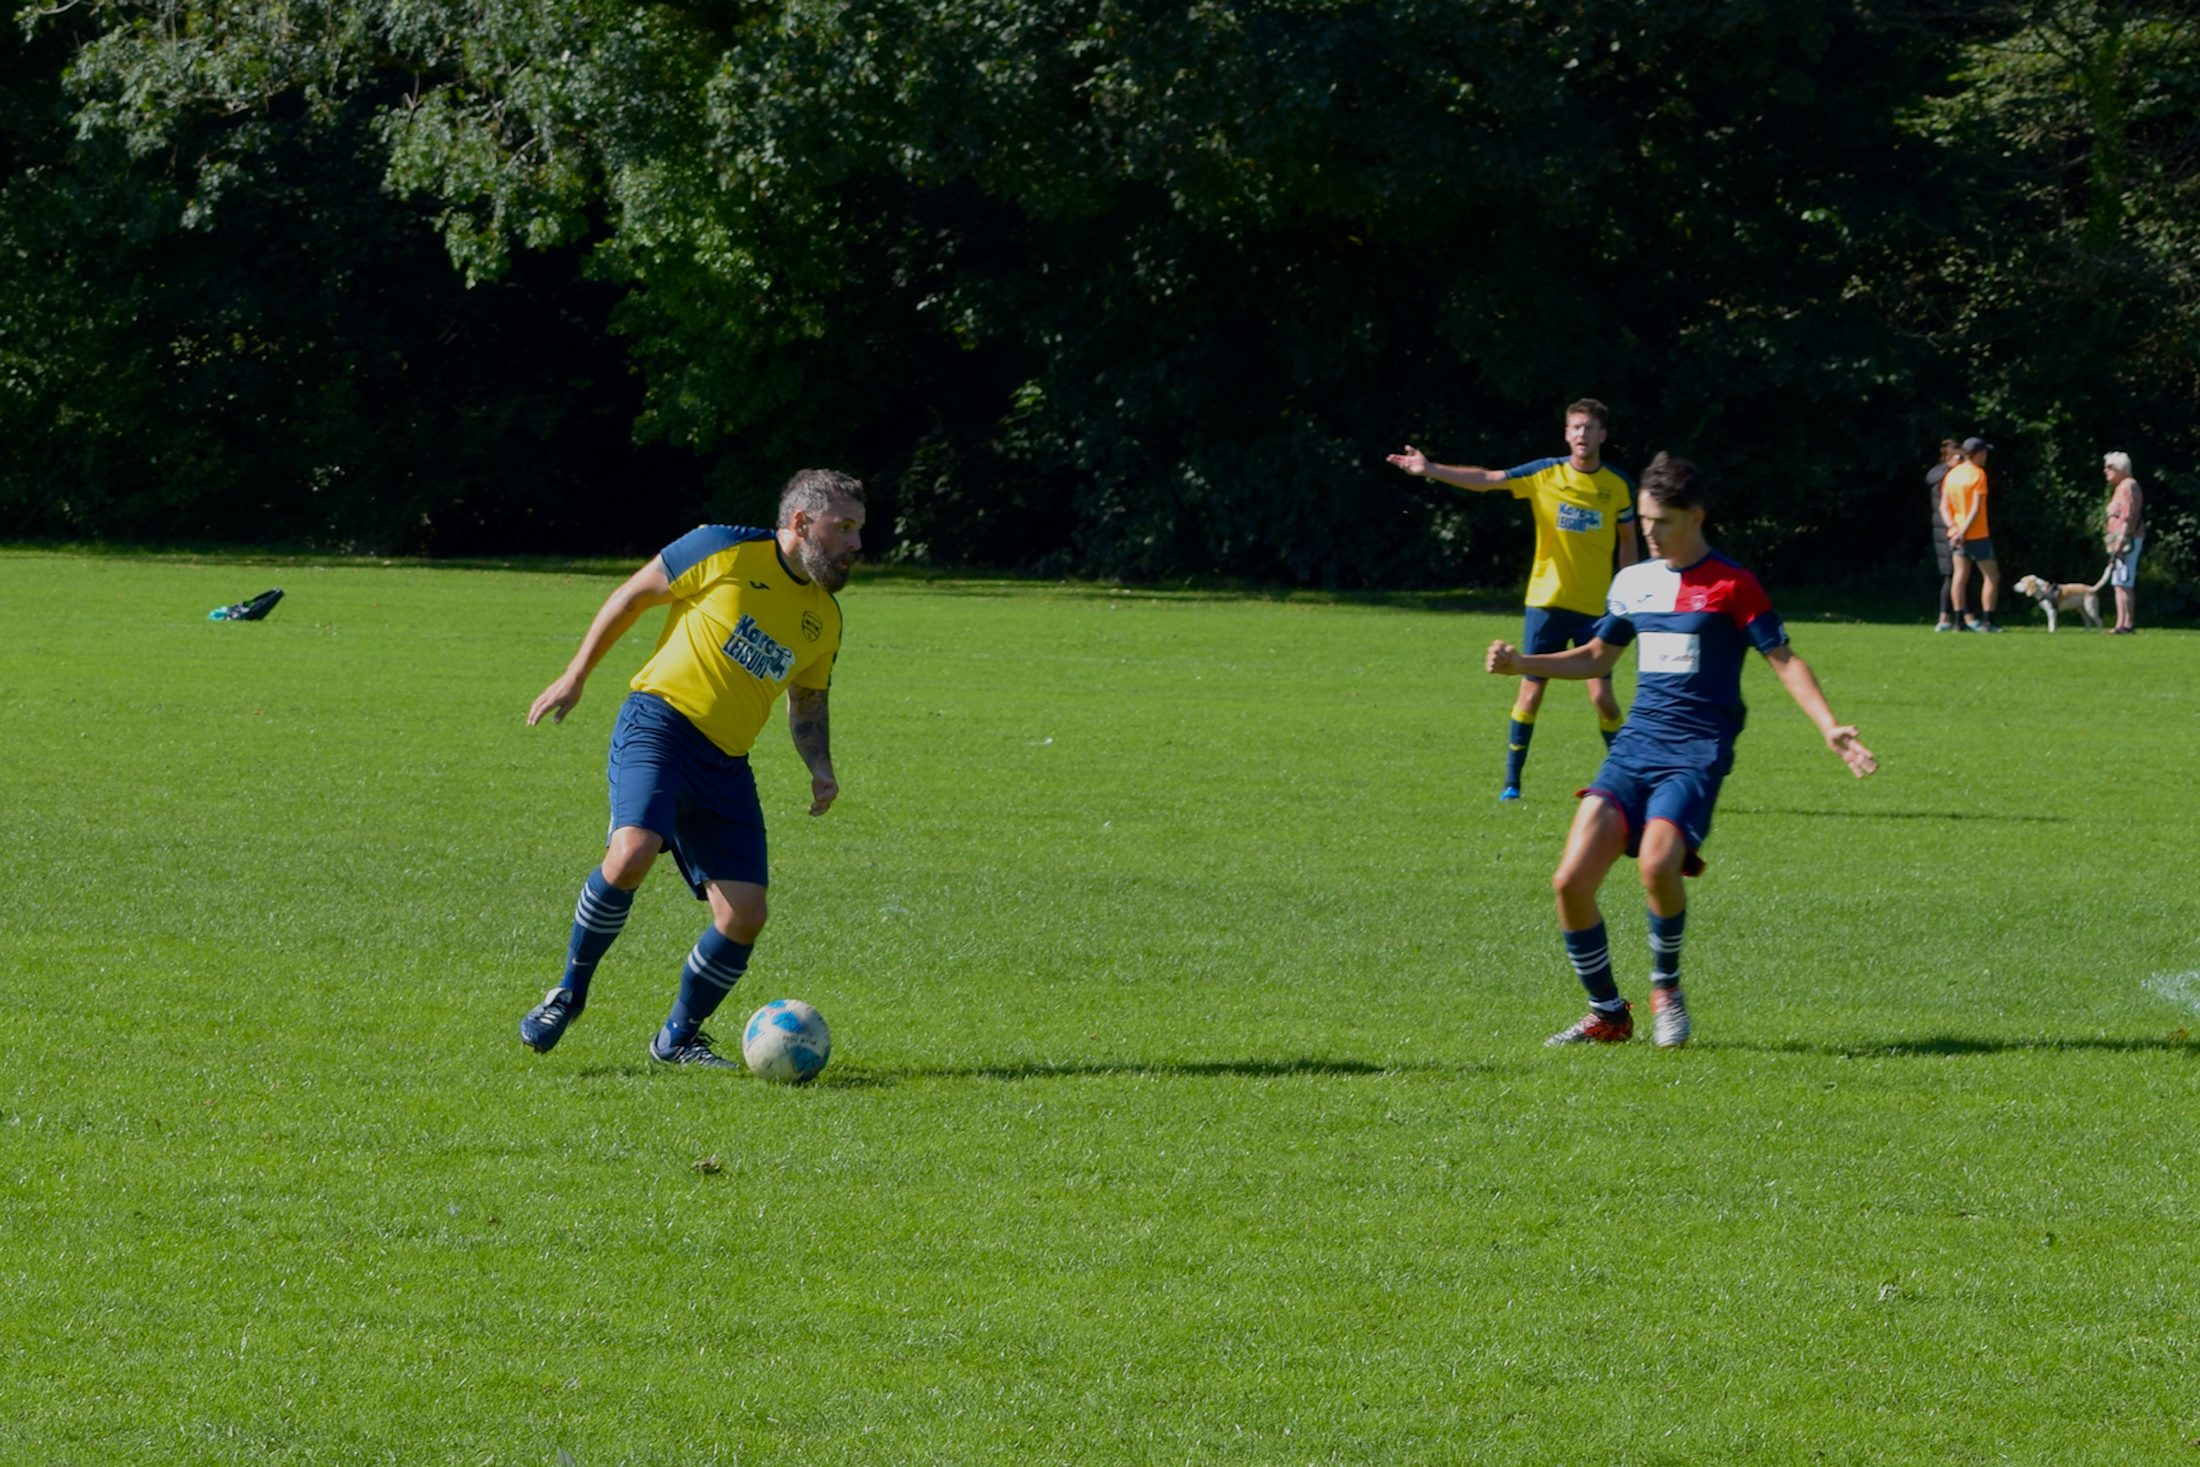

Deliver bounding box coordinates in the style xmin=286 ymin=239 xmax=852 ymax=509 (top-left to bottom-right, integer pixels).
xmin=788 ymin=686 xmax=832 ymax=772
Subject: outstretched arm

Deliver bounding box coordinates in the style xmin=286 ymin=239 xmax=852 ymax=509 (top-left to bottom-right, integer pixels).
xmin=1763 ymin=644 xmax=1876 ymax=777
xmin=526 ymin=559 xmax=676 ymax=726
xmin=1387 ymin=445 xmax=1508 ymax=491
xmin=1487 ymin=637 xmax=1625 ymax=681
xmin=788 ymin=686 xmax=838 ymax=815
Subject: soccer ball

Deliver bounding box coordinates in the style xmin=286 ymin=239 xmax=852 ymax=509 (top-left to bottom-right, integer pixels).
xmin=741 ymin=999 xmax=832 ymax=1083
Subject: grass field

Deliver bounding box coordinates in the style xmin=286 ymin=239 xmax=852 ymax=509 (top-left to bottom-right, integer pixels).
xmin=3 ymin=549 xmax=2197 ymax=1464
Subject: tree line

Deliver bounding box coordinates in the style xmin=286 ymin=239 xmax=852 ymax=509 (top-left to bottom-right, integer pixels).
xmin=2 ymin=0 xmax=2195 ymax=595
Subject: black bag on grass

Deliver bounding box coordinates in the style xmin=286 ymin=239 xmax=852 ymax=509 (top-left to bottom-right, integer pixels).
xmin=208 ymin=588 xmax=284 ymax=622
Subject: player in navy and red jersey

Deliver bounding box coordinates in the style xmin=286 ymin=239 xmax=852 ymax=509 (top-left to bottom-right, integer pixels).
xmin=1486 ymin=454 xmax=1877 ymax=1048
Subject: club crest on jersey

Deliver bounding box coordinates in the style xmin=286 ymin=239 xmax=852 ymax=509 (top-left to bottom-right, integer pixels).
xmin=1556 ymin=502 xmax=1605 ymax=533
xmin=800 ymin=610 xmax=823 ymax=642
xmin=723 ymin=613 xmax=796 ymax=682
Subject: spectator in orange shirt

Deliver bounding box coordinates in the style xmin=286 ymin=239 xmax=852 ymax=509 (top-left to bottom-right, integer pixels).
xmin=1941 ymin=437 xmax=2003 ymax=633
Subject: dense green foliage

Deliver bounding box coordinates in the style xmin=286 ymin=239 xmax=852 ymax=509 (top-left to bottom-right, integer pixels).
xmin=3 ymin=3 xmax=2198 ymax=589
xmin=5 ymin=552 xmax=2199 ymax=1459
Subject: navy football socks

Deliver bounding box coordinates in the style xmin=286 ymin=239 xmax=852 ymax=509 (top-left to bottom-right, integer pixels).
xmin=1504 ymin=704 xmax=1536 ymax=790
xmin=563 ymin=869 xmax=635 ymax=1001
xmin=1648 ymin=907 xmax=1686 ymax=990
xmin=662 ymin=927 xmax=752 ymax=1045
xmin=1562 ymin=921 xmax=1623 ymax=1008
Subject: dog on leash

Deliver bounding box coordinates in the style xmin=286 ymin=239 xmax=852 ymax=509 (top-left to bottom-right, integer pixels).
xmin=2013 ymin=566 xmax=2111 ymax=632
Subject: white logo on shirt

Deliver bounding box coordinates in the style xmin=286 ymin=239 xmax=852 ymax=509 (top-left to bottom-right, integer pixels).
xmin=1556 ymin=503 xmax=1605 ymax=534
xmin=1638 ymin=631 xmax=1701 ymax=674
xmin=723 ymin=613 xmax=796 ymax=683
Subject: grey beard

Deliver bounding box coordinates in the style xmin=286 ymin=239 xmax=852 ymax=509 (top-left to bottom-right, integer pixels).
xmin=797 ymin=537 xmax=852 ymax=593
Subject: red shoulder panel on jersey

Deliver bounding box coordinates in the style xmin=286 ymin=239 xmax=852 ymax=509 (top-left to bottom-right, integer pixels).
xmin=1673 ymin=553 xmax=1775 ymax=629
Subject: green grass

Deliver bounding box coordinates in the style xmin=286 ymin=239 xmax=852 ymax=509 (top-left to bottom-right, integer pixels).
xmin=2 ymin=549 xmax=2196 ymax=1464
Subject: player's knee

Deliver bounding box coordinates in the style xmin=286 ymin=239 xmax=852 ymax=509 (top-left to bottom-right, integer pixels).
xmin=602 ymin=830 xmax=661 ymax=888
xmin=602 ymin=857 xmax=651 ymax=890
xmin=715 ymin=889 xmax=768 ymax=941
xmin=1638 ymin=823 xmax=1688 ymax=879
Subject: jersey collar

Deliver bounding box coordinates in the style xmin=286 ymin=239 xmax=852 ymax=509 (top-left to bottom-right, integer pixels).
xmin=774 ymin=542 xmax=812 ymax=586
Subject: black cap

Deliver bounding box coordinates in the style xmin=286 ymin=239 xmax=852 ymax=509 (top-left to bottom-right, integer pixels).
xmin=1961 ymin=436 xmax=1993 ymax=453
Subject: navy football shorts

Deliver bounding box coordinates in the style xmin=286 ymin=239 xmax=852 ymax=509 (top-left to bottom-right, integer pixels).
xmin=1519 ymin=605 xmax=1601 ymax=681
xmin=607 ymin=692 xmax=768 ymax=897
xmin=1580 ymin=755 xmax=1726 ymax=859
xmin=1954 ymin=535 xmax=1995 ymax=563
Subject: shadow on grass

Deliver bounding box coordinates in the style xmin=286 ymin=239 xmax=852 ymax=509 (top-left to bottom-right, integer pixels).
xmin=1720 ymin=1035 xmax=2197 ymax=1058
xmin=565 ymin=1063 xmax=901 ymax=1088
xmin=839 ymin=1057 xmax=1447 ymax=1085
xmin=1726 ymin=807 xmax=2069 ymax=824
xmin=568 ymin=1057 xmax=1434 ymax=1087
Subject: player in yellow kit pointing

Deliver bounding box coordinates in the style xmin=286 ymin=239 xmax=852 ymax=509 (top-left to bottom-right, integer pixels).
xmin=1389 ymin=399 xmax=1638 ymax=800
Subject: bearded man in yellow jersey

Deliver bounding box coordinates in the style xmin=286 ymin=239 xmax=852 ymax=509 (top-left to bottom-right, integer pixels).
xmin=516 ymin=470 xmax=865 ymax=1068
xmin=1389 ymin=399 xmax=1639 ymax=800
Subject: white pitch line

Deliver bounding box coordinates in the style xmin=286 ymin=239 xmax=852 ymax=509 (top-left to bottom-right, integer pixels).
xmin=2143 ymin=970 xmax=2200 ymax=1014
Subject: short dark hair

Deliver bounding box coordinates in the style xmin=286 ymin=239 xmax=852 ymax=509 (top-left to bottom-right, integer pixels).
xmin=778 ymin=468 xmax=865 ymax=528
xmin=1639 ymin=452 xmax=1707 ymax=510
xmin=1565 ymin=398 xmax=1610 ymax=430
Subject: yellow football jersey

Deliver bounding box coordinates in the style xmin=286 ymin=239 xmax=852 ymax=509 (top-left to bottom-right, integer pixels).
xmin=1505 ymin=457 xmax=1637 ymax=615
xmin=630 ymin=527 xmax=842 ymax=757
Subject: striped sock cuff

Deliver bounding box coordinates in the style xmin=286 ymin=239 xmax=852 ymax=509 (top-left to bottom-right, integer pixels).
xmin=682 ymin=947 xmax=748 ymax=992
xmin=1561 ymin=920 xmax=1621 ymax=1005
xmin=1647 ymin=907 xmax=1685 ymax=976
xmin=574 ymin=871 xmax=635 ymax=935
xmin=681 ymin=925 xmax=753 ymax=996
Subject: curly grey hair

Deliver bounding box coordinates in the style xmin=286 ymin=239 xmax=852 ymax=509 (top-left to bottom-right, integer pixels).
xmin=2104 ymin=451 xmax=2133 ymax=477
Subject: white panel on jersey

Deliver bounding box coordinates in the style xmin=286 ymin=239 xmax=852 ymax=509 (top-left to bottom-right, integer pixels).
xmin=1605 ymin=560 xmax=1682 ymax=616
xmin=1637 ymin=631 xmax=1701 ymax=674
